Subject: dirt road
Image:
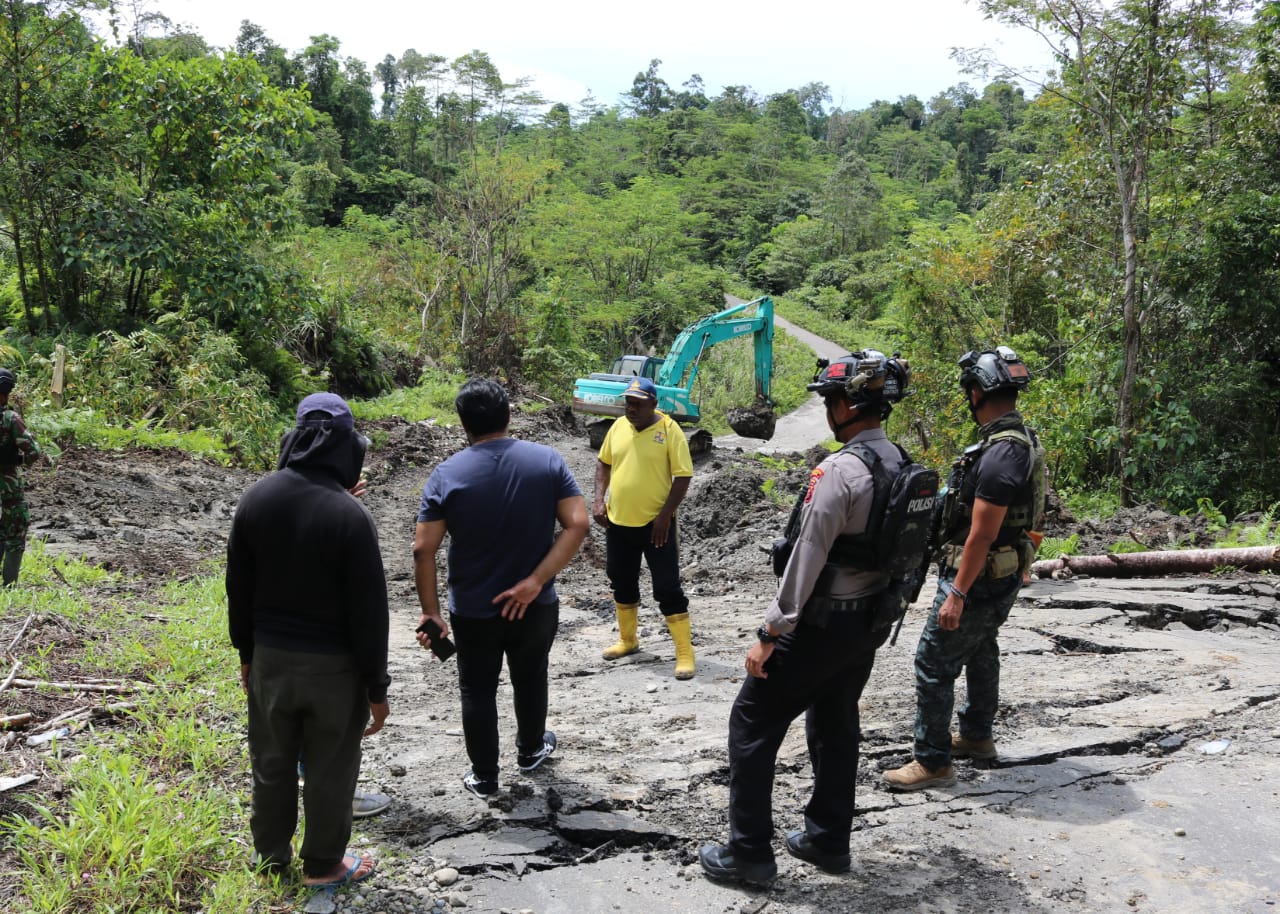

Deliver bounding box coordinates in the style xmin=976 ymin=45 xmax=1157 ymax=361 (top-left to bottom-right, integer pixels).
xmin=22 ymin=410 xmax=1280 ymax=914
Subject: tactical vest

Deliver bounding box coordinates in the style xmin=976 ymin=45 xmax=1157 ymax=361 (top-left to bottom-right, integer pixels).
xmin=939 ymin=424 xmax=1046 ymax=547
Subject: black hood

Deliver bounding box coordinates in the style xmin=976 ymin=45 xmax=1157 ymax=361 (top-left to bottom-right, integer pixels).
xmin=276 ymin=424 xmax=367 ymax=490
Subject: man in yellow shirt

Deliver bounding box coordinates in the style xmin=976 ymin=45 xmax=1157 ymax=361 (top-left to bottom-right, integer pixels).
xmin=593 ymin=377 xmax=696 ymax=679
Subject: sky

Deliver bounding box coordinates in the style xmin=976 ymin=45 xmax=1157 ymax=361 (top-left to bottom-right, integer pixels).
xmin=136 ymin=0 xmax=1055 ymax=111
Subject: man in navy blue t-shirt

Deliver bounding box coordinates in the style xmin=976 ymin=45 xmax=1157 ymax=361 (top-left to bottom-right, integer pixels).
xmin=413 ymin=379 xmax=589 ymax=799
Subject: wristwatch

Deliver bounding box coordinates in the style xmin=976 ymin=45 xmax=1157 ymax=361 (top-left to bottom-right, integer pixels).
xmin=756 ymin=625 xmax=780 ymax=644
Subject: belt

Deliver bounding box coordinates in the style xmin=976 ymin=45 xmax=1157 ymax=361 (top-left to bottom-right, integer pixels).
xmin=809 ymin=595 xmax=872 ymax=614
xmin=802 ymin=594 xmax=875 ymax=621
xmin=939 ymin=543 xmax=1022 ymax=580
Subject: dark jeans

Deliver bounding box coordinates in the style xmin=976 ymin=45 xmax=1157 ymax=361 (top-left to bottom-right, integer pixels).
xmin=605 ymin=521 xmax=689 ymax=616
xmin=247 ymin=645 xmax=368 ymax=878
xmin=912 ymin=570 xmax=1021 ymax=769
xmin=452 ymin=600 xmax=559 ymax=781
xmin=727 ymin=610 xmax=888 ymax=864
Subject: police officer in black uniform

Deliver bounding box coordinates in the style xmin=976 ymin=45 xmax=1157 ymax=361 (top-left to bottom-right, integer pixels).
xmin=884 ymin=346 xmax=1045 ymax=791
xmin=701 ymin=350 xmax=914 ymax=884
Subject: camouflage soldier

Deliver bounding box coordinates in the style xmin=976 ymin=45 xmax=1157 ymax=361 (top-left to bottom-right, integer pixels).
xmin=0 ymin=368 xmax=44 ymax=586
xmin=884 ymin=347 xmax=1046 ymax=791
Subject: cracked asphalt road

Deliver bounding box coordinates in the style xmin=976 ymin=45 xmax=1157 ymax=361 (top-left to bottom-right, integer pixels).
xmin=25 ymin=412 xmax=1280 ymax=914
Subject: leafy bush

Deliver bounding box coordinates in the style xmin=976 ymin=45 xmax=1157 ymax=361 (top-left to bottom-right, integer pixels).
xmin=1061 ymin=487 xmax=1122 ymax=521
xmin=21 ymin=325 xmax=281 ymax=467
xmin=1039 ymin=533 xmax=1080 ymax=559
xmin=1214 ymin=502 xmax=1280 ymax=548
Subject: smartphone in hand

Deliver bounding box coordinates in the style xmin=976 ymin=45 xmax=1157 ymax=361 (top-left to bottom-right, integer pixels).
xmin=415 ymin=617 xmax=457 ymax=661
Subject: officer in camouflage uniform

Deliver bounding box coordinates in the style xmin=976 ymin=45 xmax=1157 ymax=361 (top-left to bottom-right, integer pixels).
xmin=0 ymin=368 xmax=45 ymax=586
xmin=701 ymin=351 xmax=914 ymax=885
xmin=884 ymin=347 xmax=1045 ymax=791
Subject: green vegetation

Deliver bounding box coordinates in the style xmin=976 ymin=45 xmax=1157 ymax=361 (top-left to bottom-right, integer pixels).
xmin=3 ymin=1 xmax=1280 ymax=518
xmin=350 ymin=368 xmax=469 ymax=423
xmin=0 ymin=561 xmax=276 ymax=913
xmin=1039 ymin=534 xmax=1080 ymax=560
xmin=1214 ymin=503 xmax=1280 ymax=549
xmin=1108 ymin=539 xmax=1149 ymax=555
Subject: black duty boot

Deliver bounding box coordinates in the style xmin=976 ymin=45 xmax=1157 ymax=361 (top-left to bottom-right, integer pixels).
xmin=699 ymin=843 xmax=777 ymax=885
xmin=785 ymin=830 xmax=851 ymax=873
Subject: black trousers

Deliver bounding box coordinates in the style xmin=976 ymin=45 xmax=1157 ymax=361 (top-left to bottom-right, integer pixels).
xmin=452 ymin=601 xmax=559 ymax=781
xmin=605 ymin=521 xmax=689 ymax=616
xmin=247 ymin=645 xmax=368 ymax=878
xmin=727 ymin=611 xmax=888 ymax=863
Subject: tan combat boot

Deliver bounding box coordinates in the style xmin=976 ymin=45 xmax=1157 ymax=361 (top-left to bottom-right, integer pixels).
xmin=665 ymin=612 xmax=696 ymax=680
xmin=951 ymin=733 xmax=997 ymax=760
xmin=882 ymin=760 xmax=956 ymax=791
xmin=602 ymin=603 xmax=641 ymax=660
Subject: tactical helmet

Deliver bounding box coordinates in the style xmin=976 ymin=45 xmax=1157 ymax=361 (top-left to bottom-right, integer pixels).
xmin=0 ymin=369 xmax=14 ymax=395
xmin=807 ymin=350 xmax=911 ymax=407
xmin=957 ymin=346 xmax=1030 ymax=396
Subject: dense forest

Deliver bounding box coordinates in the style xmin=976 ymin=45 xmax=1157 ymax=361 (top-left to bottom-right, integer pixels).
xmin=2 ymin=0 xmax=1278 ymax=516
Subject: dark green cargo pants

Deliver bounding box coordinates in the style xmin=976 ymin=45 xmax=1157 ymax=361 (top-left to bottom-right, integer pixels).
xmin=911 ymin=570 xmax=1021 ymax=770
xmin=247 ymin=645 xmax=368 ymax=878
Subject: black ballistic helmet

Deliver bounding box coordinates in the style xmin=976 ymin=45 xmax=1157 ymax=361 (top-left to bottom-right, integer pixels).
xmin=0 ymin=368 xmax=15 ymax=395
xmin=807 ymin=350 xmax=911 ymax=409
xmin=957 ymin=346 xmax=1030 ymax=396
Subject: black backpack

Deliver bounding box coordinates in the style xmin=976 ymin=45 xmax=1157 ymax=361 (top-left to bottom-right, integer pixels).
xmin=771 ymin=441 xmax=939 ymax=581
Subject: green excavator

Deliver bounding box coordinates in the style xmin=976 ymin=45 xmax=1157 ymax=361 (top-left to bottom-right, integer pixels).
xmin=571 ymin=296 xmax=777 ymax=453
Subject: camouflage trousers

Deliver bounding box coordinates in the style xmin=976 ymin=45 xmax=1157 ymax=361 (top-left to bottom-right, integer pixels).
xmin=0 ymin=473 xmax=29 ymax=553
xmin=912 ymin=568 xmax=1021 ymax=770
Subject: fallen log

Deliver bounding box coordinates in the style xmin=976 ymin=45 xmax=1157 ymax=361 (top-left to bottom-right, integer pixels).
xmin=1031 ymin=545 xmax=1280 ymax=579
xmin=0 ymin=712 xmax=33 ymax=729
xmin=9 ymin=678 xmax=154 ymax=694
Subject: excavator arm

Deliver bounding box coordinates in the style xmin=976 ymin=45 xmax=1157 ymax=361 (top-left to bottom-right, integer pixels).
xmin=655 ymin=296 xmax=774 ymax=404
xmin=571 ymin=296 xmax=777 ymax=447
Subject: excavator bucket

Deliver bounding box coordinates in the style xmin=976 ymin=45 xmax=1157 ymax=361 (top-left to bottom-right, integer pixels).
xmin=727 ymin=400 xmax=777 ymax=440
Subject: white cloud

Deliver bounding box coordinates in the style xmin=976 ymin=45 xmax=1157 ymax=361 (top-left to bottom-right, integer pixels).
xmin=138 ymin=0 xmax=1053 ymax=108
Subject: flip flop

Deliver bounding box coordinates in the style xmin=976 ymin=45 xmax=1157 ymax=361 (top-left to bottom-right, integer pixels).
xmin=304 ymin=853 xmax=376 ymax=888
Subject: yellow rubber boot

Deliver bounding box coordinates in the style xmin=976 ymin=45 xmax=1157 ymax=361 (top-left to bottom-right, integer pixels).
xmin=665 ymin=612 xmax=696 ymax=680
xmin=602 ymin=603 xmax=641 ymax=660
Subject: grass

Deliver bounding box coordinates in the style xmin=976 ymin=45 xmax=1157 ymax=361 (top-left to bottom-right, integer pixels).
xmin=351 ymin=367 xmax=467 ymax=423
xmin=0 ymin=559 xmax=275 ymax=914
xmin=1060 ymin=487 xmax=1122 ymax=522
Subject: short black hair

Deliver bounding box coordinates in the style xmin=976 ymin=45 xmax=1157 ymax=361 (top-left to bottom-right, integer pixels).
xmin=455 ymin=378 xmax=510 ymax=437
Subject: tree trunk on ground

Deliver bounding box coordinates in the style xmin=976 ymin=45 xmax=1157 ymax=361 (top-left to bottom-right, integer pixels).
xmin=1031 ymin=545 xmax=1280 ymax=578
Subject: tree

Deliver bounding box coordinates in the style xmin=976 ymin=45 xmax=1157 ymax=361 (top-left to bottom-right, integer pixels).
xmin=234 ymin=20 xmax=297 ymax=88
xmin=818 ymin=153 xmax=884 ymax=253
xmin=409 ymin=152 xmax=554 ymax=370
xmin=375 ymin=54 xmax=398 ymax=117
xmin=626 ymin=59 xmax=672 ymax=117
xmin=59 ymin=49 xmax=314 ymax=328
xmin=975 ymin=0 xmax=1237 ymax=503
xmin=0 ymin=0 xmax=101 ymax=332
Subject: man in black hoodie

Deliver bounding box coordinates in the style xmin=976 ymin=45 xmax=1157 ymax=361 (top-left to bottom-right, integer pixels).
xmin=227 ymin=393 xmax=390 ymax=887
